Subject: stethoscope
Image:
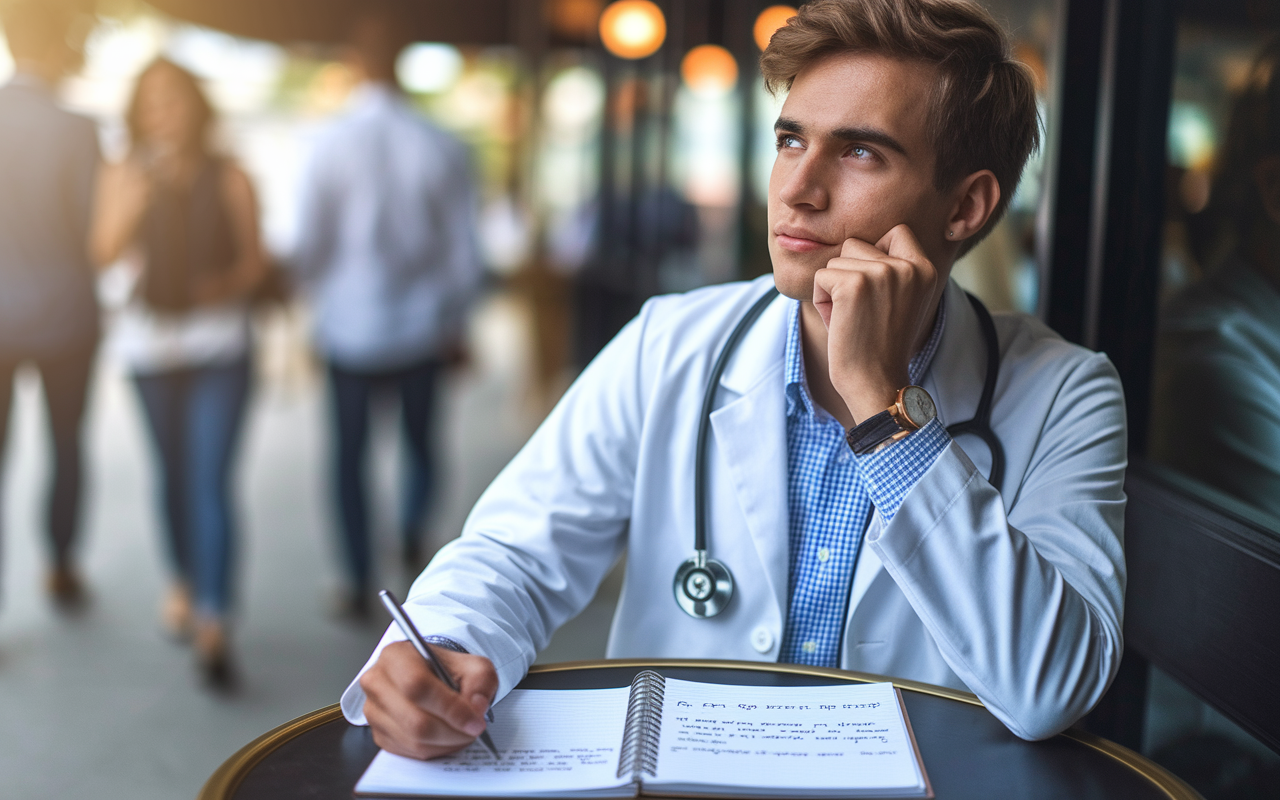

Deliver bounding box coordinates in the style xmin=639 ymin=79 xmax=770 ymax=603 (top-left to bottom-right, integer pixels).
xmin=673 ymin=287 xmax=1006 ymax=618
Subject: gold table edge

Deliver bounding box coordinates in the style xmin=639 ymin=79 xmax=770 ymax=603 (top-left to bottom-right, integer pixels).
xmin=526 ymin=658 xmax=987 ymax=704
xmin=1059 ymin=727 xmax=1204 ymax=800
xmin=199 ymin=659 xmax=1204 ymax=800
xmin=198 ymin=703 xmax=345 ymax=800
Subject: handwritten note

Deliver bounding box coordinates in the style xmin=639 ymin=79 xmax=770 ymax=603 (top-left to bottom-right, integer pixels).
xmin=649 ymin=679 xmax=924 ymax=793
xmin=355 ymin=686 xmax=635 ymax=797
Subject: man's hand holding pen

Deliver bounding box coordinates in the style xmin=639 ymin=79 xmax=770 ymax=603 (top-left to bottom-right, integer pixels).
xmin=360 ymin=642 xmax=500 ymax=761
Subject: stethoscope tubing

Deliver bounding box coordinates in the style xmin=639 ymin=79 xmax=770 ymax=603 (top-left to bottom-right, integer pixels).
xmin=683 ymin=286 xmax=1005 ymax=619
xmin=693 ymin=287 xmax=781 ymax=553
xmin=945 ymin=292 xmax=1005 ymax=489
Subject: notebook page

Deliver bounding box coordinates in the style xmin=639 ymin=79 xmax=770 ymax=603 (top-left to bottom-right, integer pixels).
xmin=356 ymin=686 xmax=635 ymax=798
xmin=647 ymin=680 xmax=925 ymax=795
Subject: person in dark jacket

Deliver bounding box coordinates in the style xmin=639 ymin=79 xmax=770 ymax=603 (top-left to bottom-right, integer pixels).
xmin=0 ymin=0 xmax=100 ymax=609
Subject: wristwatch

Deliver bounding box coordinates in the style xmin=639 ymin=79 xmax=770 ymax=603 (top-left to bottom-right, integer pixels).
xmin=845 ymin=386 xmax=937 ymax=455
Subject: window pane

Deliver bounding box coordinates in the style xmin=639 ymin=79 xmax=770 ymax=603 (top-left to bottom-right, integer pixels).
xmin=1148 ymin=20 xmax=1280 ymax=526
xmin=1144 ymin=12 xmax=1280 ymax=797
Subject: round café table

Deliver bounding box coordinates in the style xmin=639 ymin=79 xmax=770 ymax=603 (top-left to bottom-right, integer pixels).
xmin=199 ymin=659 xmax=1201 ymax=800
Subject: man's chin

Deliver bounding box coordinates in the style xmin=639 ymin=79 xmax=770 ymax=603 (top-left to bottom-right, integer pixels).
xmin=770 ymin=257 xmax=819 ymax=303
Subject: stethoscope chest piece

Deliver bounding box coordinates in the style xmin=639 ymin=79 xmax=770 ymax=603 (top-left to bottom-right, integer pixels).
xmin=673 ymin=552 xmax=734 ymax=618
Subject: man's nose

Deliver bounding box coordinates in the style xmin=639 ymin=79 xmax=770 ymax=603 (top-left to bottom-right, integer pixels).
xmin=777 ymin=153 xmax=829 ymax=211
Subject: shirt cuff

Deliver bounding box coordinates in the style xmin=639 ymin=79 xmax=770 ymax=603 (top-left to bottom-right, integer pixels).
xmin=425 ymin=636 xmax=469 ymax=654
xmin=856 ymin=417 xmax=950 ymax=521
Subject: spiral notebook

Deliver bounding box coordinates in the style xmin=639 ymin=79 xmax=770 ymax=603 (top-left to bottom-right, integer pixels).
xmin=355 ymin=671 xmax=932 ymax=799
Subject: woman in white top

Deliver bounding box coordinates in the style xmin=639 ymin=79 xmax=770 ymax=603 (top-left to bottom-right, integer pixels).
xmin=90 ymin=59 xmax=266 ymax=687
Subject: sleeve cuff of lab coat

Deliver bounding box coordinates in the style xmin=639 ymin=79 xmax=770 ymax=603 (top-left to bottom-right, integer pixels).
xmin=856 ymin=418 xmax=950 ymax=521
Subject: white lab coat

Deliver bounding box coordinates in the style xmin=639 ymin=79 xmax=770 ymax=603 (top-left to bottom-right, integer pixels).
xmin=342 ymin=275 xmax=1128 ymax=741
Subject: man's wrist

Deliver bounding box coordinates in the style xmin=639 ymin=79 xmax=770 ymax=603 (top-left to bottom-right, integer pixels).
xmin=838 ymin=374 xmax=907 ymax=425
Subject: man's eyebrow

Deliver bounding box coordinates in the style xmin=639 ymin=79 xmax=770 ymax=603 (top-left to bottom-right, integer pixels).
xmin=775 ymin=117 xmax=804 ymax=135
xmin=774 ymin=117 xmax=908 ymax=157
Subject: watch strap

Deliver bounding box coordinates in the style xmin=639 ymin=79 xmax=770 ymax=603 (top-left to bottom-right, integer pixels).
xmin=846 ymin=410 xmax=905 ymax=455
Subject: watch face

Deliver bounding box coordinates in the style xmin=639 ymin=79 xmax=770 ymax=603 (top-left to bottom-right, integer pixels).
xmin=900 ymin=386 xmax=937 ymax=428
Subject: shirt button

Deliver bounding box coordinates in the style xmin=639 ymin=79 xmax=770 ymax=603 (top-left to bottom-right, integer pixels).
xmin=817 ymin=547 xmax=830 ymax=563
xmin=751 ymin=626 xmax=774 ymax=654
xmin=802 ymin=641 xmax=818 ymax=654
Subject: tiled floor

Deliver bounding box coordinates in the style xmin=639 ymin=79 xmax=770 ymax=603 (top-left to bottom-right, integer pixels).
xmin=0 ymin=296 xmax=621 ymax=799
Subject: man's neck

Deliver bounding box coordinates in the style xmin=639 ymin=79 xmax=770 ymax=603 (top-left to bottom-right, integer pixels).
xmin=797 ymin=294 xmax=943 ymax=430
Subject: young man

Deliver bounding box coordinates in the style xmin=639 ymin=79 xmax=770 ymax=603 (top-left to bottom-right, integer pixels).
xmin=345 ymin=0 xmax=1127 ymax=757
xmin=290 ymin=10 xmax=484 ymax=614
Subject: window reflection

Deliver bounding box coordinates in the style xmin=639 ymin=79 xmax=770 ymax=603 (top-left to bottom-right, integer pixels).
xmin=1150 ymin=35 xmax=1280 ymax=523
xmin=1146 ymin=24 xmax=1280 ymax=799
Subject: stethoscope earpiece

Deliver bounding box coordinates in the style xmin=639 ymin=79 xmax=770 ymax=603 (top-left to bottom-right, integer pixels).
xmin=673 ymin=552 xmax=735 ymax=618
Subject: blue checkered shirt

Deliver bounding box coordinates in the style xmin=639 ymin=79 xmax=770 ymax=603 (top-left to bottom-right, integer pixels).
xmin=778 ymin=300 xmax=951 ymax=667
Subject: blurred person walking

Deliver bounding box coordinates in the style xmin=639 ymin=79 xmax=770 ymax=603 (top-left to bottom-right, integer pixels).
xmin=291 ymin=11 xmax=484 ymax=618
xmin=90 ymin=59 xmax=266 ymax=686
xmin=0 ymin=0 xmax=100 ymax=610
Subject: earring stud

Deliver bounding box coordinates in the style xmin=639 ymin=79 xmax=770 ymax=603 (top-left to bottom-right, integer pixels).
xmin=947 ymin=231 xmax=954 ymax=238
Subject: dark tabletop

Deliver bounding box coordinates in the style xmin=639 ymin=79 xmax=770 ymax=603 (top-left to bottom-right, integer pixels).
xmin=225 ymin=664 xmax=1188 ymax=799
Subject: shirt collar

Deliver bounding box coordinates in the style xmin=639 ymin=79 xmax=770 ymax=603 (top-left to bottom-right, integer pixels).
xmin=346 ymin=80 xmax=402 ymax=112
xmin=783 ymin=293 xmax=948 ymax=419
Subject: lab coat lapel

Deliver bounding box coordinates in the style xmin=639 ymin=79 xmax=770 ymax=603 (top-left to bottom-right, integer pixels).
xmin=709 ymin=292 xmax=791 ymax=620
xmin=848 ymin=279 xmax=990 ymax=616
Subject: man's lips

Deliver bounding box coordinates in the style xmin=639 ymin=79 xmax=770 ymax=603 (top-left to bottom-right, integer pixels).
xmin=773 ymin=227 xmax=837 ymax=253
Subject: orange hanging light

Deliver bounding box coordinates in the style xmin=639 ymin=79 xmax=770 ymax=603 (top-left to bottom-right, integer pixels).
xmin=547 ymin=0 xmax=605 ymax=40
xmin=599 ymin=0 xmax=667 ymax=60
xmin=753 ymin=5 xmax=798 ymax=51
xmin=680 ymin=45 xmax=738 ymax=94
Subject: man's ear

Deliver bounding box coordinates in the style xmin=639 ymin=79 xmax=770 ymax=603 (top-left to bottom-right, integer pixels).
xmin=945 ymin=170 xmax=1001 ymax=243
xmin=1255 ymin=155 xmax=1280 ymax=225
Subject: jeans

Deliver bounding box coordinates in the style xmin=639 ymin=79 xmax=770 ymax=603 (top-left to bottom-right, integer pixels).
xmin=133 ymin=359 xmax=250 ymax=618
xmin=0 ymin=344 xmax=97 ymax=569
xmin=328 ymin=358 xmax=441 ymax=592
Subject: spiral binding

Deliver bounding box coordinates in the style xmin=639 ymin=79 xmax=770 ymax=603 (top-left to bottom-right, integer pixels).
xmin=616 ymin=670 xmax=666 ymax=780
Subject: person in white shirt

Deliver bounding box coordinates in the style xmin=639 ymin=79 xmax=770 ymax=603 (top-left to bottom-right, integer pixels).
xmin=348 ymin=0 xmax=1127 ymax=760
xmin=290 ymin=12 xmax=485 ymax=616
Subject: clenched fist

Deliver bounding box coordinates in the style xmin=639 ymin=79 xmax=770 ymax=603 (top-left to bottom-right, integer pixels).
xmin=811 ymin=224 xmax=940 ymax=425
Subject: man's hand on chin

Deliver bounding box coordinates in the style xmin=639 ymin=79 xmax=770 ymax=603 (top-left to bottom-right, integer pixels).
xmin=811 ymin=224 xmax=940 ymax=425
xmin=360 ymin=642 xmax=499 ymax=760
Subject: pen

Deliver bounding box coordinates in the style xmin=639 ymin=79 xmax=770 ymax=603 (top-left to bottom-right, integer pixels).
xmin=378 ymin=589 xmax=500 ymax=759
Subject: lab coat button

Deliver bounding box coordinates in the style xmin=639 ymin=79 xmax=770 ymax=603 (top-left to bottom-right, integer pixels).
xmin=751 ymin=626 xmax=774 ymax=653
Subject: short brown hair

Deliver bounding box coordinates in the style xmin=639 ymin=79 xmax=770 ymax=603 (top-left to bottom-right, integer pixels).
xmin=760 ymin=0 xmax=1040 ymax=253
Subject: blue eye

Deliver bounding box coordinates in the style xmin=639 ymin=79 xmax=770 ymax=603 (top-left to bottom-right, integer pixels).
xmin=852 ymin=146 xmax=869 ymax=159
xmin=775 ymin=134 xmax=803 ymax=150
